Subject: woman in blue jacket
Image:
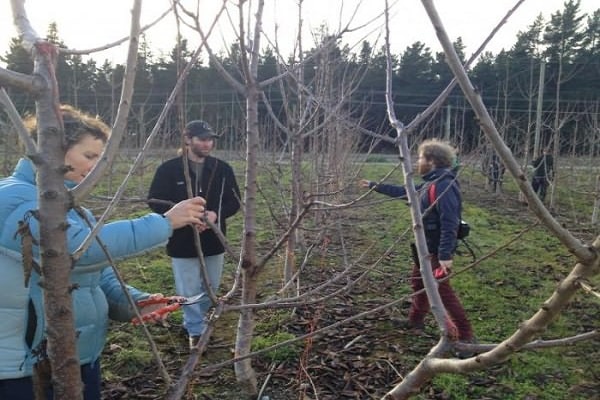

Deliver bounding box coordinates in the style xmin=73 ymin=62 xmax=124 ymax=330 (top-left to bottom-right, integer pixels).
xmin=0 ymin=105 xmax=207 ymax=399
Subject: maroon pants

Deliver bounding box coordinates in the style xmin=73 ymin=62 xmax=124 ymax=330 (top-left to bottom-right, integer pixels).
xmin=409 ymin=255 xmax=473 ymax=341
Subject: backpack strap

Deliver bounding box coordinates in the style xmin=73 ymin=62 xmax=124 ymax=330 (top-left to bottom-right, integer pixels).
xmin=428 ymin=182 xmax=436 ymax=207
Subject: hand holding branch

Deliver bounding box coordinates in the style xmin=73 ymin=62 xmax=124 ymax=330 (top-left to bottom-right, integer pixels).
xmin=163 ymin=196 xmax=207 ymax=230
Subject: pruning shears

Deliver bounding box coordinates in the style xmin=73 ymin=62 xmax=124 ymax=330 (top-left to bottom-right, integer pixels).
xmin=131 ymin=293 xmax=207 ymax=325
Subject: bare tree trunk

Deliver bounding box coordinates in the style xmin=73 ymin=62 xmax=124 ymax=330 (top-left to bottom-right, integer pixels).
xmin=589 ymin=113 xmax=596 ymax=162
xmin=282 ymin=1 xmax=306 ymax=293
xmin=587 ymin=101 xmax=600 ymax=170
xmin=284 ymin=133 xmax=302 ymax=292
xmin=549 ymin=54 xmax=563 ymax=209
xmin=523 ymin=57 xmax=535 ymax=165
xmin=3 ymin=2 xmax=143 ymax=398
xmin=384 ymin=0 xmax=599 ymax=396
xmin=533 ymin=60 xmax=545 ymax=159
xmin=34 ymin=44 xmax=84 ymax=400
xmin=235 ymin=80 xmax=260 ymax=395
xmin=233 ymin=0 xmax=264 ymax=394
xmin=592 ymin=175 xmax=600 ymax=227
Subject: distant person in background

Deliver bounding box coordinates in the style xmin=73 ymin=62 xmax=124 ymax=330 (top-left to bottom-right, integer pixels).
xmin=0 ymin=105 xmax=206 ymax=400
xmin=451 ymin=150 xmax=461 ymax=173
xmin=148 ymin=120 xmax=241 ymax=349
xmin=531 ymin=148 xmax=554 ymax=202
xmin=483 ymin=151 xmax=505 ymax=193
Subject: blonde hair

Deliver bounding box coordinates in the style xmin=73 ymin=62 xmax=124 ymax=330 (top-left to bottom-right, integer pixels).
xmin=418 ymin=139 xmax=457 ymax=168
xmin=23 ymin=105 xmax=110 ymax=149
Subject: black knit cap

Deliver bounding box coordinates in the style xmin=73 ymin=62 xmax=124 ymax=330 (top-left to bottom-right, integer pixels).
xmin=184 ymin=120 xmax=219 ymax=139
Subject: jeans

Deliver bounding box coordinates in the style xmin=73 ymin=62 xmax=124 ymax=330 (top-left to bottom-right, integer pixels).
xmin=0 ymin=359 xmax=102 ymax=400
xmin=409 ymin=255 xmax=473 ymax=341
xmin=171 ymin=254 xmax=224 ymax=336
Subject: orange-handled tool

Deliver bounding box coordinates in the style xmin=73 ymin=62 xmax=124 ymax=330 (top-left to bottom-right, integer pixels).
xmin=131 ymin=293 xmax=207 ymax=325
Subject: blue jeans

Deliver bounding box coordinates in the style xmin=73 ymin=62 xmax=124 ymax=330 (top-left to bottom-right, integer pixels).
xmin=171 ymin=254 xmax=224 ymax=336
xmin=0 ymin=359 xmax=101 ymax=400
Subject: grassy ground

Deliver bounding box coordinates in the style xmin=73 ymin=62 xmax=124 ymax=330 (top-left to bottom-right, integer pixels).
xmin=45 ymin=154 xmax=600 ymax=399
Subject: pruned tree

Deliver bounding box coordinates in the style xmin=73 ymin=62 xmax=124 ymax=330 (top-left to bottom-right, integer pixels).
xmin=3 ymin=1 xmax=599 ymax=399
xmin=380 ymin=0 xmax=600 ymax=398
xmin=0 ymin=0 xmax=144 ymax=398
xmin=168 ymin=1 xmax=378 ymax=396
xmin=543 ymin=0 xmax=587 ymax=209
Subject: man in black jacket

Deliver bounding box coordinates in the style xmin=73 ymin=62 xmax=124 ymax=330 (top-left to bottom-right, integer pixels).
xmin=148 ymin=120 xmax=240 ymax=349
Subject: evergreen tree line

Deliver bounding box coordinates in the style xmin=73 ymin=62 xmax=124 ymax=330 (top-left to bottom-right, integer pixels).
xmin=2 ymin=0 xmax=599 ymax=156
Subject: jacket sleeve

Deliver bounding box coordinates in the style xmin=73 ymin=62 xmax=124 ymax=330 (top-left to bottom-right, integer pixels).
xmin=148 ymin=163 xmax=176 ymax=215
xmin=93 ymin=214 xmax=172 ymax=262
xmin=100 ymin=267 xmax=149 ymax=321
xmin=67 ymin=209 xmax=173 ymax=267
xmin=2 ymin=200 xmax=172 ymax=270
xmin=435 ymin=180 xmax=460 ymax=260
xmin=371 ymin=182 xmax=407 ymax=198
xmin=215 ymin=163 xmax=241 ymax=220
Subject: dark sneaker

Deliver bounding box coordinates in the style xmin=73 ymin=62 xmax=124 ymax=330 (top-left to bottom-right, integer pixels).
xmin=391 ymin=318 xmax=425 ymax=335
xmin=454 ymin=337 xmax=478 ymax=359
xmin=188 ymin=335 xmax=200 ymax=350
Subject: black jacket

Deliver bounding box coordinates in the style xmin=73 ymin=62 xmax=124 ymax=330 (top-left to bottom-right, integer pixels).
xmin=148 ymin=155 xmax=241 ymax=257
xmin=532 ymin=154 xmax=554 ymax=179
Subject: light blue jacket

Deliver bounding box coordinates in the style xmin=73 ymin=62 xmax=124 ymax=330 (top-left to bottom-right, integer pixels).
xmin=0 ymin=158 xmax=173 ymax=379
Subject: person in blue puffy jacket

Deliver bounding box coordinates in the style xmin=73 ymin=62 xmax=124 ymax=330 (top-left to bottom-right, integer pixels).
xmin=0 ymin=105 xmax=207 ymax=400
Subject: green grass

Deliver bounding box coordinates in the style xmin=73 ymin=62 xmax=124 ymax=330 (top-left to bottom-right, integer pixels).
xmin=4 ymin=151 xmax=597 ymax=399
xmin=403 ymin=163 xmax=598 ymax=400
xmin=332 ymin=160 xmax=598 ymax=400
xmin=251 ymin=331 xmax=300 ymax=363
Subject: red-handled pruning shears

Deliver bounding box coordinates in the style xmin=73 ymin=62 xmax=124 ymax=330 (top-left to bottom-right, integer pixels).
xmin=131 ymin=293 xmax=207 ymax=325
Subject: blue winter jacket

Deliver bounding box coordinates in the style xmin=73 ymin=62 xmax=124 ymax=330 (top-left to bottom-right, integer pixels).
xmin=370 ymin=168 xmax=462 ymax=260
xmin=0 ymin=158 xmax=173 ymax=379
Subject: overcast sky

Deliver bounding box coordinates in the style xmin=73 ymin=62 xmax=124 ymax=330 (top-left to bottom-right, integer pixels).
xmin=1 ymin=0 xmax=599 ymax=67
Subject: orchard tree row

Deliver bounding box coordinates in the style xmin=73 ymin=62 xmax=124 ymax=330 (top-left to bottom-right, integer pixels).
xmin=2 ymin=0 xmax=599 ymax=156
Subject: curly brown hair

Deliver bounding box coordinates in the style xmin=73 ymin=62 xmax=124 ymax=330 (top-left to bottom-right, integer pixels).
xmin=22 ymin=105 xmax=110 ymax=149
xmin=418 ymin=138 xmax=457 ymax=168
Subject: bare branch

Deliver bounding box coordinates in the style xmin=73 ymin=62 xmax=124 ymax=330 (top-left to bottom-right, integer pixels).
xmin=176 ymin=0 xmax=246 ymax=94
xmin=420 ymin=0 xmax=594 ymax=263
xmin=61 ymin=5 xmax=175 ymax=57
xmin=0 ymin=67 xmax=46 ymax=94
xmin=9 ymin=0 xmax=40 ymax=53
xmin=0 ymin=87 xmax=36 ymax=154
xmin=71 ymin=0 xmax=144 ymax=201
xmin=406 ymin=0 xmax=528 ymax=133
xmin=71 ymin=26 xmax=210 ymax=261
